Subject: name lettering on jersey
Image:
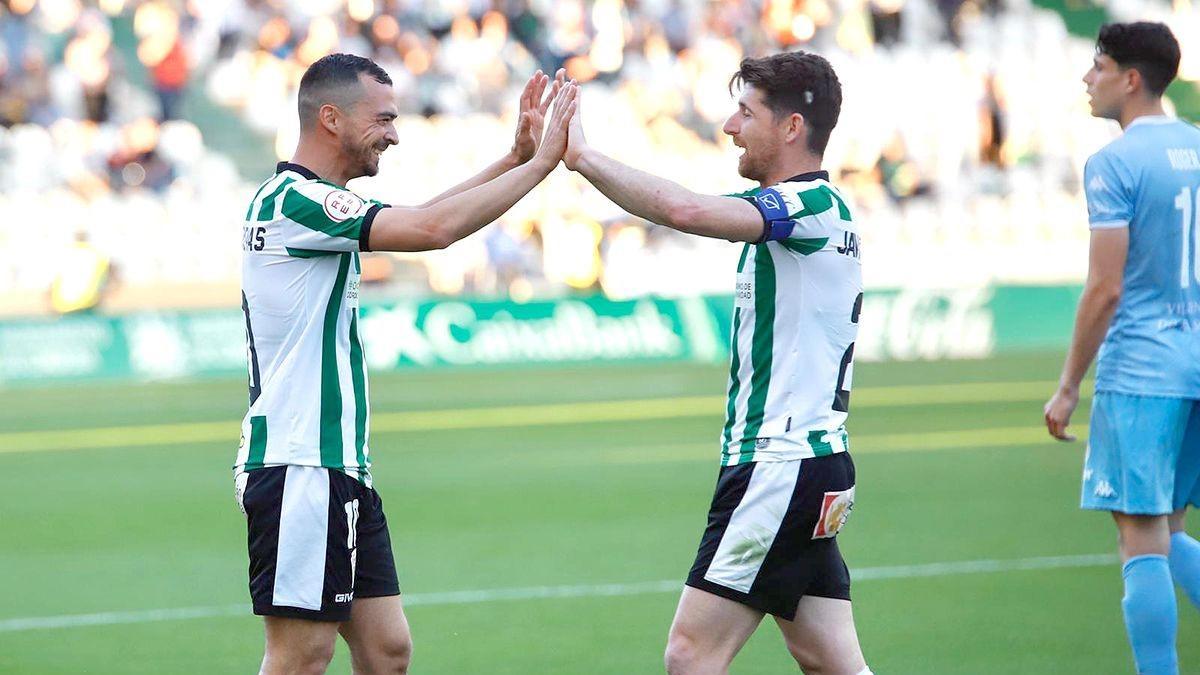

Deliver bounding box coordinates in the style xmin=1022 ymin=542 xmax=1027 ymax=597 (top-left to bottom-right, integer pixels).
xmin=324 ymin=190 xmax=364 ymax=222
xmin=836 ymin=231 xmax=860 ymax=259
xmin=242 ymin=225 xmax=266 ymax=251
xmin=1167 ymin=148 xmax=1200 ymax=171
xmin=735 ymin=272 xmax=754 ymax=309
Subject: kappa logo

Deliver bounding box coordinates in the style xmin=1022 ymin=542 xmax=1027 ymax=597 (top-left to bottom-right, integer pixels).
xmin=323 ymin=190 xmax=364 ymax=223
xmin=1094 ymin=480 xmax=1117 ymax=499
xmin=812 ymin=486 xmax=855 ymax=539
xmin=1086 ymin=173 xmax=1110 ymax=195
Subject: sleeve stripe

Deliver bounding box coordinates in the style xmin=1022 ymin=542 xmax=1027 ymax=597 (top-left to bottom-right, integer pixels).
xmin=1089 ymin=219 xmax=1130 ymax=230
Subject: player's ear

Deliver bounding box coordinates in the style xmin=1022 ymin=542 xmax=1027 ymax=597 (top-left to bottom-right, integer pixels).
xmin=1123 ymin=66 xmax=1142 ymax=95
xmin=318 ymin=103 xmax=340 ymax=134
xmin=785 ymin=112 xmax=805 ymax=145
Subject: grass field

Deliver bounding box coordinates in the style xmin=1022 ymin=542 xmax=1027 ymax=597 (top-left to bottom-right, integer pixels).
xmin=1 ymin=352 xmax=1197 ymax=674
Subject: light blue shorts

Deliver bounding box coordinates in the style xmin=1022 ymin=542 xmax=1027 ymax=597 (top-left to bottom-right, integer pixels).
xmin=1081 ymin=392 xmax=1200 ymax=515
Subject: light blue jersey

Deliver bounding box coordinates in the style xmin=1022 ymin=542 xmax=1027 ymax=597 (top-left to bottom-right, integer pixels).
xmin=1084 ymin=116 xmax=1200 ymax=398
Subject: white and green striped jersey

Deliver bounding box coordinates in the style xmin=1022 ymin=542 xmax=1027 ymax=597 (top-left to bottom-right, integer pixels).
xmin=719 ymin=171 xmax=862 ymax=466
xmin=234 ymin=162 xmax=385 ymax=486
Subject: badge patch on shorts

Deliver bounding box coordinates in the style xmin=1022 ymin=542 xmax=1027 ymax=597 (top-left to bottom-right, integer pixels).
xmin=324 ymin=190 xmax=364 ymax=222
xmin=812 ymin=486 xmax=855 ymax=539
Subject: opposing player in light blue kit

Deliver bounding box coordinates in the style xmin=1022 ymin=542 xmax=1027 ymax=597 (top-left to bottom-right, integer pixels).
xmin=1044 ymin=22 xmax=1200 ymax=675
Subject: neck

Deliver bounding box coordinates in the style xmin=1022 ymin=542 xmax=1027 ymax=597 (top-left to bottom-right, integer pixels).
xmin=290 ymin=139 xmax=352 ymax=186
xmin=758 ymin=153 xmax=823 ymax=188
xmin=1118 ymin=98 xmax=1167 ymax=130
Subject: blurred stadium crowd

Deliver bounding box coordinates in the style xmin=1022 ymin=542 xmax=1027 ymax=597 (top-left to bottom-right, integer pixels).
xmin=0 ymin=0 xmax=1197 ymax=315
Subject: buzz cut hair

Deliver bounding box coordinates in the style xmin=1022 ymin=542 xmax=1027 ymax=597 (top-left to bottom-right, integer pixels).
xmin=298 ymin=53 xmax=393 ymax=131
xmin=1096 ymin=22 xmax=1180 ymax=97
xmin=730 ymin=51 xmax=843 ymax=156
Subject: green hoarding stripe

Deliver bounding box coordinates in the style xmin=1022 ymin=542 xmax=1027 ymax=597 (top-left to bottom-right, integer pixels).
xmin=739 ymin=244 xmax=777 ymax=459
xmin=256 ymin=178 xmax=296 ymax=221
xmin=777 ymin=237 xmax=828 ymax=256
xmin=246 ymin=415 xmax=268 ymax=470
xmin=319 ymin=255 xmax=351 ymax=469
xmin=808 ymin=429 xmax=834 ymax=457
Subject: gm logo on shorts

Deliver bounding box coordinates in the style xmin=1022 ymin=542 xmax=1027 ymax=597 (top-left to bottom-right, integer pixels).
xmin=812 ymin=486 xmax=855 ymax=539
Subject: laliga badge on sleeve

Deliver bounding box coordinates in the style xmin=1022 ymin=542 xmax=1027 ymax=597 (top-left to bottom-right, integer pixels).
xmin=324 ymin=190 xmax=365 ymax=222
xmin=812 ymin=486 xmax=855 ymax=539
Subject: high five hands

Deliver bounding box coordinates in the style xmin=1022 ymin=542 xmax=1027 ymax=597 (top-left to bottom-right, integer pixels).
xmin=511 ymin=69 xmax=566 ymax=164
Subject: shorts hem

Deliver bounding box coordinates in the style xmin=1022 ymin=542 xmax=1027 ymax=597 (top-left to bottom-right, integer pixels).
xmin=252 ymin=603 xmax=350 ymax=622
xmin=355 ymin=586 xmax=401 ymax=599
xmin=1080 ymin=501 xmax=1173 ymax=516
xmin=685 ymin=577 xmax=799 ymax=621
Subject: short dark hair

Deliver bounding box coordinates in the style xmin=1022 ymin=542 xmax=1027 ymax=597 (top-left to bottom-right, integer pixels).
xmin=1096 ymin=22 xmax=1180 ymax=97
xmin=729 ymin=51 xmax=842 ymax=155
xmin=298 ymin=53 xmax=392 ymax=130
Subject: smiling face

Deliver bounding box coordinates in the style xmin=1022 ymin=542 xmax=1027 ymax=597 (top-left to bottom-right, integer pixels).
xmin=338 ymin=74 xmax=399 ymax=179
xmin=1082 ymin=53 xmax=1132 ymax=121
xmin=722 ymin=86 xmax=792 ymax=184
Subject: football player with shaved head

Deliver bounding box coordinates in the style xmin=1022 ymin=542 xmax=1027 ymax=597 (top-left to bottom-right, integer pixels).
xmin=233 ymin=53 xmax=575 ymax=674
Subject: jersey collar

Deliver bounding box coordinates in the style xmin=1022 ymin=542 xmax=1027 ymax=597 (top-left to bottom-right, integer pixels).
xmin=276 ymin=161 xmax=321 ymax=181
xmin=782 ymin=170 xmax=830 ymax=183
xmin=1127 ymin=115 xmax=1175 ymax=129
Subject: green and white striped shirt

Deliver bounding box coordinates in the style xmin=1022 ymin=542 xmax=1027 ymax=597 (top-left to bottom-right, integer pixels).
xmin=720 ymin=171 xmax=862 ymax=465
xmin=234 ymin=162 xmax=384 ymax=485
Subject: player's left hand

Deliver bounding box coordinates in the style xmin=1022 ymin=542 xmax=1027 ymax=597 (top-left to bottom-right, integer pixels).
xmin=511 ymin=69 xmax=565 ymax=164
xmin=1044 ymin=386 xmax=1079 ymax=442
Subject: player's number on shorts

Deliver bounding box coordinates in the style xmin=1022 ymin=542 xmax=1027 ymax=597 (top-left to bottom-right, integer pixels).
xmin=345 ymin=499 xmax=359 ymax=548
xmin=833 ymin=292 xmax=862 ymax=413
xmin=1175 ymin=186 xmax=1200 ymax=289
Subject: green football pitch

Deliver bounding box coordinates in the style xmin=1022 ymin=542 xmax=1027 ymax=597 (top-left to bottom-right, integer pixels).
xmin=1 ymin=352 xmax=1197 ymax=674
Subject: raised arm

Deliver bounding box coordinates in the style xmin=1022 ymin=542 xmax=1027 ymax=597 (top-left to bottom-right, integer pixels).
xmin=563 ymin=91 xmax=763 ymax=242
xmin=366 ymin=84 xmax=577 ymax=252
xmin=417 ymin=69 xmax=564 ymax=208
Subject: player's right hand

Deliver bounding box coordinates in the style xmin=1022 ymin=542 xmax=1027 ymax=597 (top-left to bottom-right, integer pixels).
xmin=563 ymin=86 xmax=589 ymax=171
xmin=533 ymin=82 xmax=577 ymax=167
xmin=1044 ymin=386 xmax=1079 ymax=442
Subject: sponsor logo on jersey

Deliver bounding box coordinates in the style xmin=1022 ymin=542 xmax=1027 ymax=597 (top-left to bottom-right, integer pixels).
xmin=812 ymin=486 xmax=855 ymax=539
xmin=324 ymin=190 xmax=364 ymax=222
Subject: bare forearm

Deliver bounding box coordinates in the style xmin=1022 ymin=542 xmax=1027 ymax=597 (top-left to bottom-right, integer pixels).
xmin=1060 ymin=286 xmax=1120 ymax=390
xmin=418 ymin=153 xmax=521 ymax=208
xmin=575 ymin=148 xmax=692 ymax=228
xmin=426 ymin=158 xmax=552 ymax=242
